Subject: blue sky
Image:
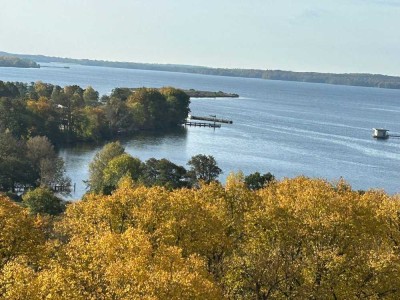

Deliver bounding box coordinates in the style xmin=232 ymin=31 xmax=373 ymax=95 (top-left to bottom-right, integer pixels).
xmin=1 ymin=0 xmax=399 ymax=75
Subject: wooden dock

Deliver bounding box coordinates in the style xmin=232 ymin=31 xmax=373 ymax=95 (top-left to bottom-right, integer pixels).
xmin=184 ymin=121 xmax=221 ymax=128
xmin=53 ymin=183 xmax=76 ymax=193
xmin=11 ymin=183 xmax=76 ymax=194
xmin=189 ymin=115 xmax=233 ymax=124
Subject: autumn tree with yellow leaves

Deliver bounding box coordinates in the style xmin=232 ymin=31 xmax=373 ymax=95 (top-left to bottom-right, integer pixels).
xmin=1 ymin=176 xmax=400 ymax=299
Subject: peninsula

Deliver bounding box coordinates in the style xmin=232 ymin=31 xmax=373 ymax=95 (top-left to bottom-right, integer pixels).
xmin=131 ymin=88 xmax=238 ymax=98
xmin=182 ymin=89 xmax=239 ymax=98
xmin=0 ymin=56 xmax=40 ymax=68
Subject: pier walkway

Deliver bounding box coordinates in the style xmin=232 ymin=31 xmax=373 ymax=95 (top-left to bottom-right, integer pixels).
xmin=189 ymin=115 xmax=233 ymax=124
xmin=183 ymin=122 xmax=221 ymax=128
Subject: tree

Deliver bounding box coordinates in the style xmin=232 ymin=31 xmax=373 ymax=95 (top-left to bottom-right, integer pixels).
xmin=50 ymin=85 xmax=64 ymax=104
xmin=244 ymin=171 xmax=275 ymax=190
xmin=75 ymin=107 xmax=110 ymax=142
xmin=87 ymin=141 xmax=125 ymax=193
xmin=63 ymin=85 xmax=84 ymax=101
xmin=0 ymin=97 xmax=32 ymax=138
xmin=158 ymin=184 xmax=234 ymax=280
xmin=55 ymin=85 xmax=85 ymax=139
xmin=223 ymin=177 xmax=400 ymax=299
xmin=26 ymin=136 xmax=57 ymax=166
xmin=160 ymin=87 xmax=190 ymax=126
xmin=104 ymin=97 xmax=133 ymax=135
xmin=83 ymin=86 xmax=99 ymax=106
xmin=0 ymin=81 xmax=21 ymax=98
xmin=22 ymin=187 xmax=66 ymax=215
xmin=33 ymin=81 xmax=53 ymax=98
xmin=0 ymin=195 xmax=46 ymax=268
xmin=26 ymin=96 xmax=61 ymax=143
xmin=102 ymin=153 xmax=142 ymax=194
xmin=187 ymin=154 xmax=222 ymax=185
xmin=110 ymin=88 xmax=132 ymax=101
xmin=127 ymin=88 xmax=168 ymax=129
xmin=141 ymin=158 xmax=188 ymax=189
xmin=0 ymin=132 xmax=34 ymax=192
xmin=26 ymin=136 xmax=71 ymax=192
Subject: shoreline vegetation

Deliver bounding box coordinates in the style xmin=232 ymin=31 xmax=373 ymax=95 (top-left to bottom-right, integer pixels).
xmin=2 ymin=136 xmax=400 ymax=299
xmin=183 ymin=89 xmax=239 ymax=98
xmin=132 ymin=87 xmax=239 ymax=98
xmin=0 ymin=55 xmax=40 ymax=68
xmin=2 ymin=50 xmax=400 ymax=89
xmin=2 ymin=174 xmax=400 ymax=299
xmin=0 ymin=81 xmax=191 ymax=146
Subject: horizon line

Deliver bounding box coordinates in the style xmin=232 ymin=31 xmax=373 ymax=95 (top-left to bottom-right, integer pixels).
xmin=1 ymin=50 xmax=399 ymax=78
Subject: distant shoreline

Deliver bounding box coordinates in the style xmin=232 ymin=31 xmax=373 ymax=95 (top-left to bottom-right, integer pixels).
xmin=1 ymin=51 xmax=400 ymax=90
xmin=131 ymin=88 xmax=239 ymax=98
xmin=183 ymin=89 xmax=239 ymax=98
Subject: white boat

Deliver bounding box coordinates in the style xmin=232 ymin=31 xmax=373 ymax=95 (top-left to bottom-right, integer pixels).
xmin=372 ymin=128 xmax=389 ymax=139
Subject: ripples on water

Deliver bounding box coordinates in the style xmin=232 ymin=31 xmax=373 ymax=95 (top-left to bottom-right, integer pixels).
xmin=1 ymin=63 xmax=399 ymax=198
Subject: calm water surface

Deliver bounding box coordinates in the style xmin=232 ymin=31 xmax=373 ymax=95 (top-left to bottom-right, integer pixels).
xmin=1 ymin=63 xmax=400 ymax=198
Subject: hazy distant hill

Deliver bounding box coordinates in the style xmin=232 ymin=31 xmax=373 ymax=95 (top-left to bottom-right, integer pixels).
xmin=1 ymin=51 xmax=400 ymax=89
xmin=0 ymin=55 xmax=39 ymax=68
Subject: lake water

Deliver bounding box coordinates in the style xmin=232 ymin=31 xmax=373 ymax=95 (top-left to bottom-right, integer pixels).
xmin=1 ymin=63 xmax=400 ymax=198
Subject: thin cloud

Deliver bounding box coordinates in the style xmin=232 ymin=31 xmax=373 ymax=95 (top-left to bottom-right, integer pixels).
xmin=289 ymin=8 xmax=329 ymax=25
xmin=300 ymin=9 xmax=325 ymax=19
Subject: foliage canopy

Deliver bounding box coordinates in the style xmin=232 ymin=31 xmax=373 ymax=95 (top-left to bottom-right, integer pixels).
xmin=0 ymin=81 xmax=191 ymax=145
xmin=2 ymin=176 xmax=400 ymax=299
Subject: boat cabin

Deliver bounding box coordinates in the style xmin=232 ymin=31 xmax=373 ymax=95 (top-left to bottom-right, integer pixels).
xmin=372 ymin=128 xmax=389 ymax=139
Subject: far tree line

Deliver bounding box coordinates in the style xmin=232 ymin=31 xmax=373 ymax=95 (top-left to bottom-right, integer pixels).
xmin=0 ymin=81 xmax=190 ymax=145
xmin=4 ymin=51 xmax=400 ymax=89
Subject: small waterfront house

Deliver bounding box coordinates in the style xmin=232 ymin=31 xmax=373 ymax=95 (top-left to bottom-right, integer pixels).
xmin=372 ymin=128 xmax=389 ymax=139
